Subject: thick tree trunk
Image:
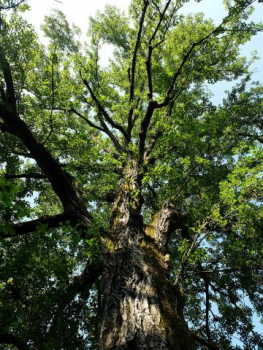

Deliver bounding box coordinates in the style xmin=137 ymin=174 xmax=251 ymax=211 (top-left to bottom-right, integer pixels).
xmin=99 ymin=167 xmax=194 ymax=349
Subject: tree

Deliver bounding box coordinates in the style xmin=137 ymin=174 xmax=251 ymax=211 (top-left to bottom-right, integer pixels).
xmin=0 ymin=0 xmax=262 ymax=349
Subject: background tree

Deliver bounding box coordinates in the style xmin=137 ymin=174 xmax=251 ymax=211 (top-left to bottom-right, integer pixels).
xmin=0 ymin=0 xmax=262 ymax=349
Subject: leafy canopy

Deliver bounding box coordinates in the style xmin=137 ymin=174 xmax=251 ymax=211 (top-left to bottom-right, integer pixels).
xmin=0 ymin=0 xmax=263 ymax=349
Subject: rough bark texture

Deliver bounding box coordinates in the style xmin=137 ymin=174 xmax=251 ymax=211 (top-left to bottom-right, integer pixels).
xmin=99 ymin=167 xmax=194 ymax=350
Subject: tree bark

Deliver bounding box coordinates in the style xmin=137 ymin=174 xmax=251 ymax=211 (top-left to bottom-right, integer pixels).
xmin=99 ymin=167 xmax=194 ymax=349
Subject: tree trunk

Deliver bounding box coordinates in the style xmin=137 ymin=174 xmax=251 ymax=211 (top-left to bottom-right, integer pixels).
xmin=99 ymin=167 xmax=194 ymax=349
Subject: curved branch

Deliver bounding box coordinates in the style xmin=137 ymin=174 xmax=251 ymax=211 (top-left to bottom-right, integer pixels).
xmin=0 ymin=1 xmax=26 ymax=10
xmin=0 ymin=49 xmax=91 ymax=228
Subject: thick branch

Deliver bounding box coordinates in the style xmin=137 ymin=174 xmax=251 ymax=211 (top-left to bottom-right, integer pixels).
xmin=0 ymin=49 xmax=17 ymax=112
xmin=0 ymin=106 xmax=89 ymax=224
xmin=150 ymin=203 xmax=187 ymax=253
xmin=138 ymin=100 xmax=158 ymax=163
xmin=0 ymin=213 xmax=67 ymax=238
xmin=0 ymin=50 xmax=90 ymax=227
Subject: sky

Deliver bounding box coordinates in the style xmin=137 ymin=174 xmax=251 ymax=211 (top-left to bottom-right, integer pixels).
xmin=22 ymin=0 xmax=263 ymax=105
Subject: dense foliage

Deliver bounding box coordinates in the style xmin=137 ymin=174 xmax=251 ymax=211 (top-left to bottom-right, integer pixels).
xmin=0 ymin=0 xmax=262 ymax=349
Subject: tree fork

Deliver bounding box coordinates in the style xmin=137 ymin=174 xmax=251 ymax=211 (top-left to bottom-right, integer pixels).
xmin=99 ymin=167 xmax=194 ymax=349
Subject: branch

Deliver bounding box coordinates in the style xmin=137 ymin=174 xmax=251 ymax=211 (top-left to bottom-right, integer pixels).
xmin=145 ymin=45 xmax=153 ymax=99
xmin=0 ymin=49 xmax=90 ymax=227
xmin=130 ymin=0 xmax=149 ymax=102
xmin=4 ymin=173 xmax=47 ymax=180
xmin=192 ymin=334 xmax=220 ymax=350
xmin=1 ymin=105 xmax=89 ymax=223
xmin=97 ymin=113 xmax=124 ymax=154
xmin=138 ymin=100 xmax=158 ymax=163
xmin=204 ymin=270 xmax=211 ymax=340
xmin=159 ymin=10 xmax=245 ymax=106
xmin=0 ymin=213 xmax=68 ymax=238
xmin=190 ymin=266 xmax=263 ymax=275
xmin=82 ymin=78 xmax=129 ymax=142
xmin=0 ymin=331 xmax=30 ymax=350
xmin=144 ymin=129 xmax=163 ymax=160
xmin=69 ymin=108 xmax=105 ymax=133
xmin=145 ymin=2 xmax=175 ymax=98
xmin=47 ymin=261 xmax=103 ymax=335
xmin=0 ymin=0 xmax=26 ymax=10
xmin=0 ymin=49 xmax=17 ymax=112
xmin=237 ymin=132 xmax=263 ymax=144
xmin=9 ymin=150 xmax=34 ymax=158
xmin=149 ymin=203 xmax=187 ymax=253
xmin=127 ymin=95 xmax=141 ymax=137
xmin=149 ymin=0 xmax=172 ymax=46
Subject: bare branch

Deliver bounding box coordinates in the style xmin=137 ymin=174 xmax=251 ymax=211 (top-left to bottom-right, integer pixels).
xmin=9 ymin=150 xmax=34 ymax=158
xmin=190 ymin=266 xmax=263 ymax=275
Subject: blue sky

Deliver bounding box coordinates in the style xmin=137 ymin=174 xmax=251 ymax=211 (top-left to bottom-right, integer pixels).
xmin=23 ymin=0 xmax=263 ymax=105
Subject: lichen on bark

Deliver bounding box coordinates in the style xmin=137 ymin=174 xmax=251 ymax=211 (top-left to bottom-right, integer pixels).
xmin=99 ymin=167 xmax=194 ymax=350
